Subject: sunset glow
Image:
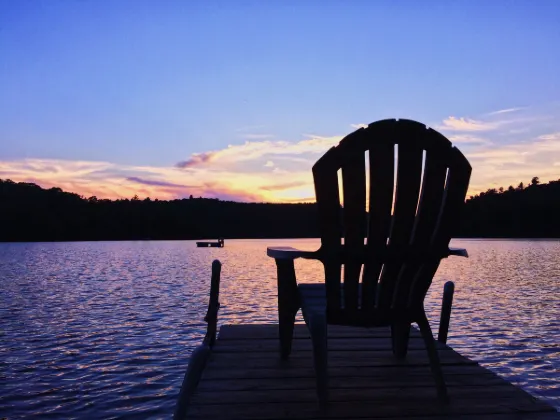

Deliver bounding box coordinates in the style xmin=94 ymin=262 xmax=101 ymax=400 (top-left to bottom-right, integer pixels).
xmin=1 ymin=2 xmax=559 ymax=202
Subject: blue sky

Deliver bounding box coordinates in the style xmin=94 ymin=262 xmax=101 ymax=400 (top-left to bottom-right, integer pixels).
xmin=1 ymin=1 xmax=560 ymax=201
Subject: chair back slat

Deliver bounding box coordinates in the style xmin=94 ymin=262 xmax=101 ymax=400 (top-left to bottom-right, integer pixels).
xmin=376 ymin=122 xmax=424 ymax=310
xmin=392 ymin=129 xmax=451 ymax=309
xmin=361 ymin=123 xmax=395 ymax=310
xmin=409 ymin=146 xmax=472 ymax=305
xmin=431 ymin=147 xmax=472 ymax=248
xmin=312 ymin=147 xmax=343 ymax=310
xmin=340 ymin=131 xmax=367 ymax=312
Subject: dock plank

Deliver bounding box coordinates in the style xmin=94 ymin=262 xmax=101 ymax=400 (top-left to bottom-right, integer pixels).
xmin=207 ymin=349 xmax=475 ymax=368
xmin=213 ymin=338 xmax=446 ymax=353
xmin=196 ymin=373 xmax=508 ymax=392
xmin=190 ymin=384 xmax=534 ymax=405
xmin=183 ymin=324 xmax=559 ymax=419
xmin=186 ymin=399 xmax=553 ymax=420
xmin=217 ymin=324 xmax=422 ymax=340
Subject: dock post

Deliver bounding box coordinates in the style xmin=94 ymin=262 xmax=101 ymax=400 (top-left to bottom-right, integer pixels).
xmin=174 ymin=260 xmax=221 ymax=420
xmin=438 ymin=281 xmax=454 ymax=344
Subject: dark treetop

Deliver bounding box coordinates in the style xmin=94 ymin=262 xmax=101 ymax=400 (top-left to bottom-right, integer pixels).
xmin=1 ymin=177 xmax=559 ymax=242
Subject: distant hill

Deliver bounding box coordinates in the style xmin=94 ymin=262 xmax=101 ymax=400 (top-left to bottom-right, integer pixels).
xmin=1 ymin=177 xmax=559 ymax=241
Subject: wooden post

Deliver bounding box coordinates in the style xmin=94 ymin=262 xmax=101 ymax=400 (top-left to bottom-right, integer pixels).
xmin=174 ymin=259 xmax=221 ymax=420
xmin=438 ymin=281 xmax=454 ymax=344
xmin=204 ymin=260 xmax=222 ymax=348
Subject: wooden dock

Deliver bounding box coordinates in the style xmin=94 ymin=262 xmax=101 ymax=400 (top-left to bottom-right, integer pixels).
xmin=181 ymin=323 xmax=558 ymax=419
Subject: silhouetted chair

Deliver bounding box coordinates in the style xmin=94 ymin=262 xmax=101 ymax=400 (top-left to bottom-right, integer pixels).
xmin=267 ymin=119 xmax=471 ymax=404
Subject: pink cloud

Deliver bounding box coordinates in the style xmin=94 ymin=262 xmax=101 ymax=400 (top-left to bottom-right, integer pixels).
xmin=126 ymin=176 xmax=192 ymax=188
xmin=176 ymin=152 xmax=215 ymax=168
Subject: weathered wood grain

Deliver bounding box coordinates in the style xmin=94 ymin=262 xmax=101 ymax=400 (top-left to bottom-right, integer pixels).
xmin=217 ymin=324 xmax=417 ymax=340
xmin=186 ymin=398 xmax=554 ymax=420
xmin=181 ymin=324 xmax=559 ymax=419
xmin=196 ymin=372 xmax=507 ymax=392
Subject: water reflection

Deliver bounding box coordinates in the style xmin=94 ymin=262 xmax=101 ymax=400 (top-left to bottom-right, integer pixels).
xmin=0 ymin=239 xmax=558 ymax=418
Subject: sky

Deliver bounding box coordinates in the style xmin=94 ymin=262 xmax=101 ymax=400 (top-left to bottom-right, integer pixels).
xmin=1 ymin=1 xmax=560 ymax=202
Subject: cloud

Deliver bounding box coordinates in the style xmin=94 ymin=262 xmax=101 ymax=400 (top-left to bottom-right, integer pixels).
xmin=0 ymin=153 xmax=315 ymax=203
xmin=464 ymin=131 xmax=560 ymax=194
xmin=175 ymin=135 xmax=341 ymax=169
xmin=537 ymin=133 xmax=560 ymax=142
xmin=436 ymin=117 xmax=499 ymax=132
xmin=2 ymin=107 xmax=560 ymax=203
xmin=350 ymin=123 xmax=368 ymax=129
xmin=260 ymin=181 xmax=307 ymax=191
xmin=176 ymin=152 xmax=214 ymax=168
xmin=126 ymin=177 xmax=191 ymax=189
xmin=487 ymin=107 xmax=526 ymax=116
xmin=436 ymin=109 xmax=552 ymax=135
xmin=448 ymin=134 xmax=490 ymax=145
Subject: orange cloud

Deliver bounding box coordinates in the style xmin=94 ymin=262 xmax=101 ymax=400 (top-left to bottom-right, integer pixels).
xmin=260 ymin=181 xmax=307 ymax=191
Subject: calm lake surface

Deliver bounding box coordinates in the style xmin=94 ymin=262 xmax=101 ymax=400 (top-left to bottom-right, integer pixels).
xmin=1 ymin=239 xmax=559 ymax=418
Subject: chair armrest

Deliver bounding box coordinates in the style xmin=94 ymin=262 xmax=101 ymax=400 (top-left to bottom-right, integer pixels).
xmin=449 ymin=247 xmax=468 ymax=258
xmin=267 ymin=246 xmax=320 ymax=260
xmin=269 ymin=246 xmax=468 ymax=259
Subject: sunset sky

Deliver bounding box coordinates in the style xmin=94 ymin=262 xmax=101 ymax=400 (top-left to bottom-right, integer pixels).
xmin=1 ymin=1 xmax=560 ymax=202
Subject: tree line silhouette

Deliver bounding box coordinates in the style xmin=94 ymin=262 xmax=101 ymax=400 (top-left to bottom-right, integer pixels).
xmin=1 ymin=177 xmax=559 ymax=242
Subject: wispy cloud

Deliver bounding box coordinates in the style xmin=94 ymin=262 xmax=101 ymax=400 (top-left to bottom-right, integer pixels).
xmin=436 ymin=117 xmax=500 ymax=132
xmin=436 ymin=109 xmax=551 ymax=135
xmin=174 ymin=135 xmax=341 ymax=170
xmin=126 ymin=177 xmax=190 ymax=188
xmin=350 ymin=123 xmax=368 ymax=129
xmin=176 ymin=152 xmax=214 ymax=169
xmin=487 ymin=107 xmax=526 ymax=116
xmin=260 ymin=181 xmax=307 ymax=191
xmin=448 ymin=134 xmax=490 ymax=145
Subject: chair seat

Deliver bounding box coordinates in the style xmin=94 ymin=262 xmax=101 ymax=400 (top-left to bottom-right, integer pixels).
xmin=298 ymin=283 xmax=399 ymax=326
xmin=298 ymin=283 xmax=421 ymax=327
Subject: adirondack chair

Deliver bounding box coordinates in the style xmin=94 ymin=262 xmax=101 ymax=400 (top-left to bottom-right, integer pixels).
xmin=267 ymin=119 xmax=471 ymax=404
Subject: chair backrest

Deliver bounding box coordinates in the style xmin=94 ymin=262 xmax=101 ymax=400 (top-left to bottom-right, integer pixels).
xmin=312 ymin=119 xmax=471 ymax=324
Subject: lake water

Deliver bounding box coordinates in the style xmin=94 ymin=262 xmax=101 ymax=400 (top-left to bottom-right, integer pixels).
xmin=1 ymin=239 xmax=559 ymax=418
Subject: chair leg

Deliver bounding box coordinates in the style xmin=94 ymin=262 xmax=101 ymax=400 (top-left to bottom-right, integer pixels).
xmin=307 ymin=313 xmax=329 ymax=405
xmin=416 ymin=311 xmax=449 ymax=403
xmin=279 ymin=310 xmax=296 ymax=359
xmin=276 ymin=260 xmax=299 ymax=360
xmin=391 ymin=321 xmax=411 ymax=360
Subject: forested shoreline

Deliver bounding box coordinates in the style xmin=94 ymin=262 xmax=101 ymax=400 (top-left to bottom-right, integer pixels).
xmin=1 ymin=177 xmax=559 ymax=242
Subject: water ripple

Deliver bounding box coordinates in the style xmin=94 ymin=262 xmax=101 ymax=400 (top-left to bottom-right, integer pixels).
xmin=1 ymin=239 xmax=559 ymax=418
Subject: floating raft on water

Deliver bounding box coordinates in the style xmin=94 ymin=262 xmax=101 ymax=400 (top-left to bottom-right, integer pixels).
xmin=196 ymin=238 xmax=225 ymax=248
xmin=176 ymin=323 xmax=559 ymax=419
